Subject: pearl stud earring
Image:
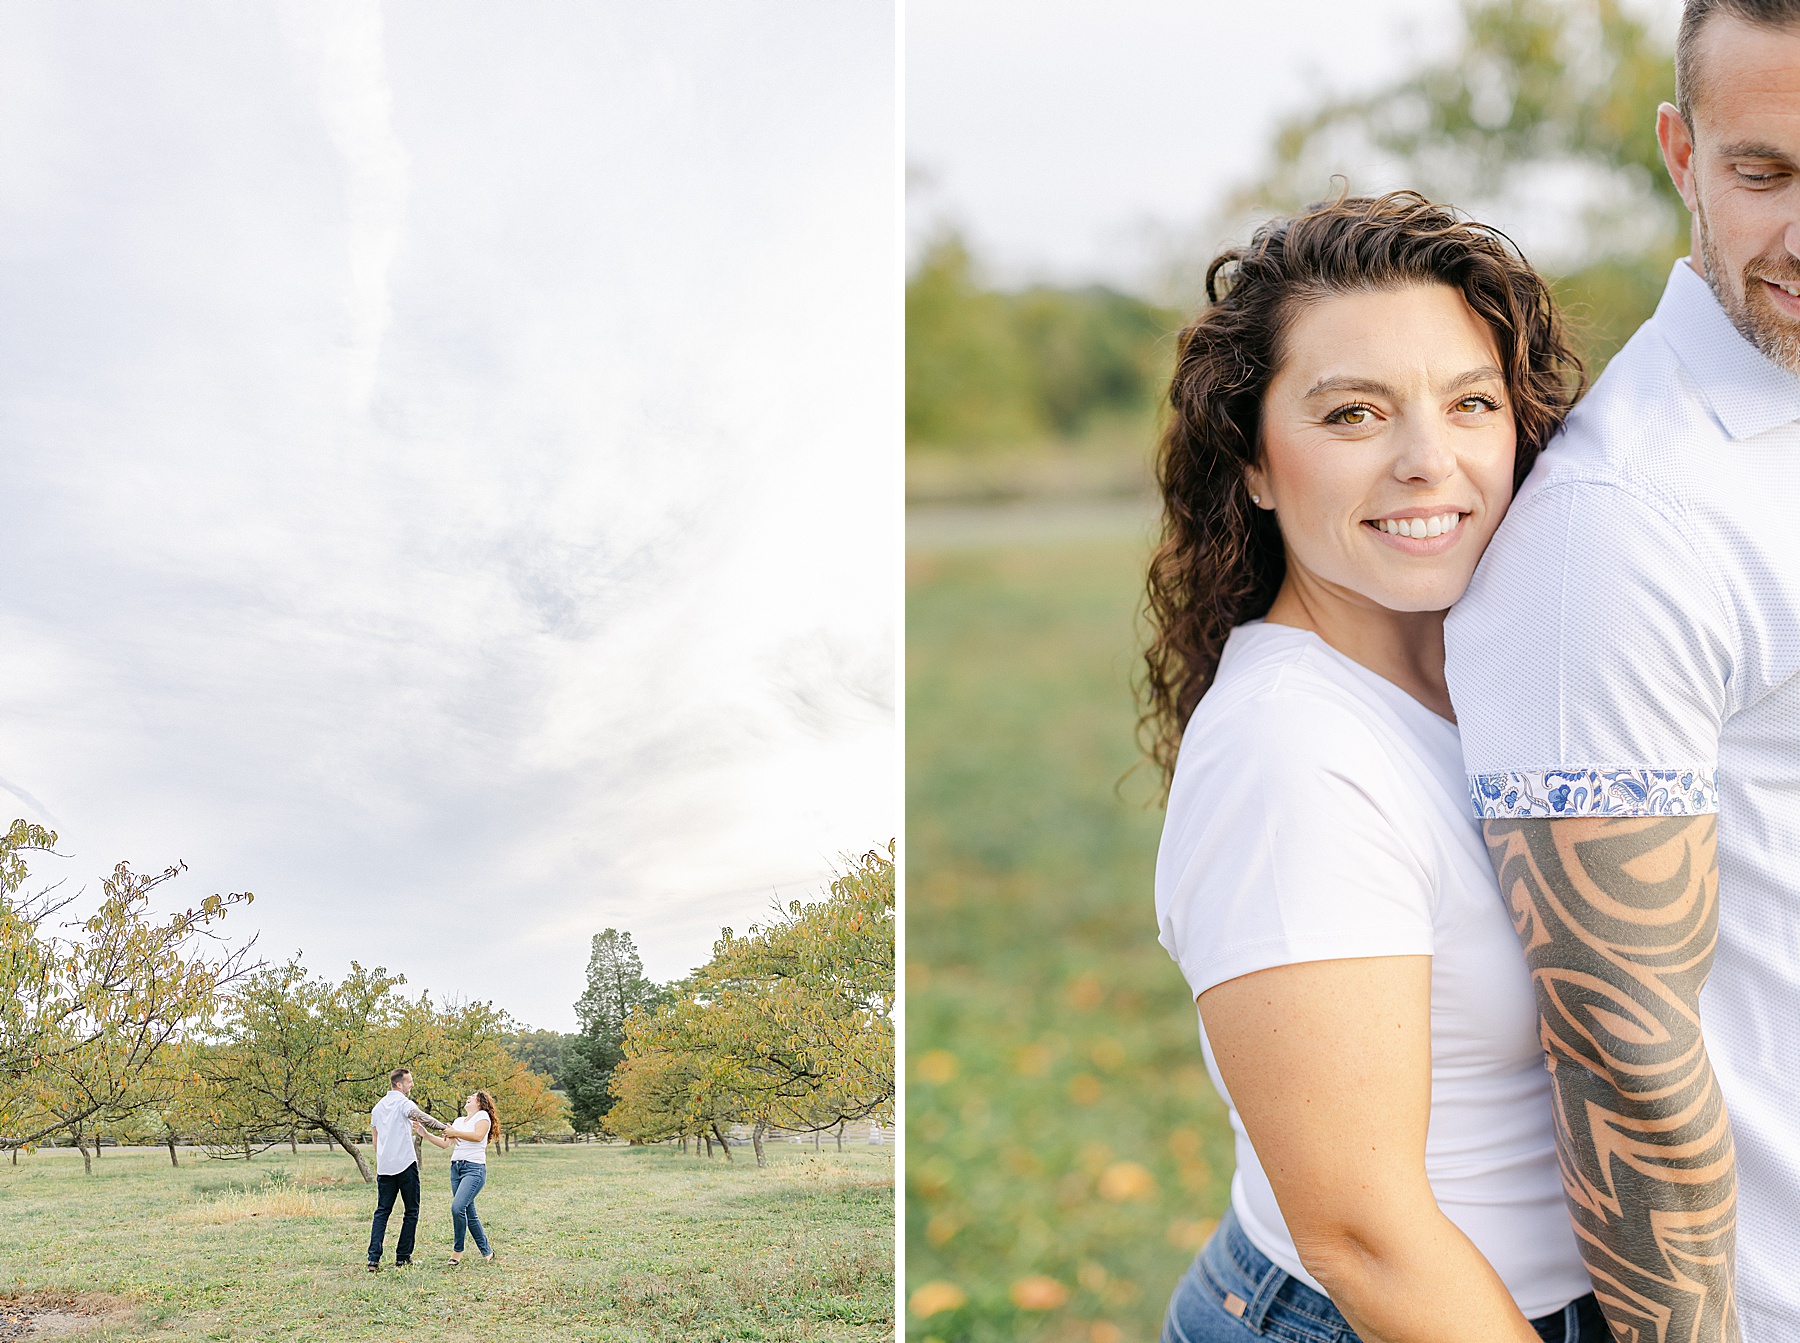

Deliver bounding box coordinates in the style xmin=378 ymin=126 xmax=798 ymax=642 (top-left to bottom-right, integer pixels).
xmin=1251 ymin=494 xmax=1262 ymax=504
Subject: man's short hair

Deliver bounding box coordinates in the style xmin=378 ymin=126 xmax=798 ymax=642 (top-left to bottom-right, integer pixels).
xmin=1678 ymin=0 xmax=1800 ymax=122
xmin=390 ymin=1067 xmax=411 ymax=1087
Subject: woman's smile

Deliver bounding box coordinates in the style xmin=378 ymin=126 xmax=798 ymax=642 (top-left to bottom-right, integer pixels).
xmin=1362 ymin=508 xmax=1472 ymax=553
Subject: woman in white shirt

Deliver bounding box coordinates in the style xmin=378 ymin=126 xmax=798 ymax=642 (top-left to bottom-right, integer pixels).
xmin=415 ymin=1090 xmax=499 ymax=1264
xmin=1141 ymin=193 xmax=1599 ymax=1342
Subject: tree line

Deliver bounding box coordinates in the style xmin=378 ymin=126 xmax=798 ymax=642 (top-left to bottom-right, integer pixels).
xmin=0 ymin=821 xmax=564 ymax=1178
xmin=0 ymin=820 xmax=894 ymax=1178
xmin=905 ymin=237 xmax=1175 ymax=453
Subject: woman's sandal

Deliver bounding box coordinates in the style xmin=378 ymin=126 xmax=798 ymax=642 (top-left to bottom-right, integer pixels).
xmin=447 ymin=1255 xmax=462 ymax=1266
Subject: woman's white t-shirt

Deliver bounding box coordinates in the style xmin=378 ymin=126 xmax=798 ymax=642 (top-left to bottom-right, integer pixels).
xmin=1154 ymin=622 xmax=1590 ymax=1318
xmin=451 ymin=1113 xmax=489 ymax=1164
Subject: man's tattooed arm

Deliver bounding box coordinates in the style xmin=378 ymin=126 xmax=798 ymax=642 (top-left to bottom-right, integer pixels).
xmin=1484 ymin=816 xmax=1738 ymax=1343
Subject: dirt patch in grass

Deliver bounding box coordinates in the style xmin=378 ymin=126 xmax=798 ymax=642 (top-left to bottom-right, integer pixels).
xmin=0 ymin=1294 xmax=141 ymax=1340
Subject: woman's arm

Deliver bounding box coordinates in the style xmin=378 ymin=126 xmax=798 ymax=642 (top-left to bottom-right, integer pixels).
xmin=413 ymin=1121 xmax=452 ymax=1150
xmin=1200 ymin=955 xmax=1540 ymax=1343
xmin=437 ymin=1112 xmax=490 ymax=1143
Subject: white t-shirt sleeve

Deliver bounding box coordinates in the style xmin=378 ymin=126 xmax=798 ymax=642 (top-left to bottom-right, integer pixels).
xmin=1446 ymin=482 xmax=1732 ymax=818
xmin=1156 ymin=687 xmax=1436 ymax=1001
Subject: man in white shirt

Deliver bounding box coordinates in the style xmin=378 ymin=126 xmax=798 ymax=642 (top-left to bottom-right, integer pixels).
xmin=1444 ymin=2 xmax=1800 ymax=1338
xmin=366 ymin=1067 xmax=446 ymax=1271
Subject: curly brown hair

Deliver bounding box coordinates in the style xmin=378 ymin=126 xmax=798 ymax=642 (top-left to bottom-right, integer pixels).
xmin=472 ymin=1090 xmax=500 ymax=1142
xmin=1139 ymin=191 xmax=1584 ymax=789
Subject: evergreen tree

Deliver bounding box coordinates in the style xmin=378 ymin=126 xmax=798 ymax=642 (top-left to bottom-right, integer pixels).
xmin=563 ymin=929 xmax=662 ymax=1132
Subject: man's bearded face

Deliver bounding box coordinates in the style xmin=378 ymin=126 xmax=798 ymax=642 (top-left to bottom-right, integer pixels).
xmin=1700 ymin=192 xmax=1800 ymax=374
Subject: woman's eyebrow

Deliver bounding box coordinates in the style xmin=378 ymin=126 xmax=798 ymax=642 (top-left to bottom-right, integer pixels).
xmin=1301 ymin=375 xmax=1398 ymax=398
xmin=1301 ymin=365 xmax=1503 ymax=399
xmin=1443 ymin=365 xmax=1504 ymax=392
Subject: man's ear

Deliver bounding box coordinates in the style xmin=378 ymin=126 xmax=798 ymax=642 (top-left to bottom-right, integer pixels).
xmin=1657 ymin=102 xmax=1698 ymax=209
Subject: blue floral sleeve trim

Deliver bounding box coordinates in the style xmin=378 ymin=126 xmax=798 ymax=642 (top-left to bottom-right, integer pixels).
xmin=1469 ymin=767 xmax=1719 ymax=819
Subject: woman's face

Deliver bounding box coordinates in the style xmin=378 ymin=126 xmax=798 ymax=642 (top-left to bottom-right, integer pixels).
xmin=465 ymin=1094 xmax=481 ymax=1116
xmin=1248 ymin=283 xmax=1517 ymax=614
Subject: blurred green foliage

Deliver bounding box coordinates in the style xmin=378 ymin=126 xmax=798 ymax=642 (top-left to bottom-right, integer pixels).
xmin=906 ymin=540 xmax=1229 ymax=1343
xmin=905 ymin=0 xmax=1687 ymax=466
xmin=906 ymin=236 xmax=1177 ymax=451
xmin=1249 ymin=0 xmax=1685 ymax=370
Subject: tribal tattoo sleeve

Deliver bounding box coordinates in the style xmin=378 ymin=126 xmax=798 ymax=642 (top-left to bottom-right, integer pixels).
xmin=1483 ymin=816 xmax=1738 ymax=1343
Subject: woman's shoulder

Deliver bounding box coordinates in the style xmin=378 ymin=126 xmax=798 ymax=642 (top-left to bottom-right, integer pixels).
xmin=1184 ymin=625 xmax=1390 ymax=761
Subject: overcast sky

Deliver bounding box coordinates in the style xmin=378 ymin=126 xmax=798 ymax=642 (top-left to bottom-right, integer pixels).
xmin=908 ymin=0 xmax=1697 ymax=297
xmin=906 ymin=0 xmax=1468 ymax=288
xmin=0 ymin=1 xmax=896 ymax=1031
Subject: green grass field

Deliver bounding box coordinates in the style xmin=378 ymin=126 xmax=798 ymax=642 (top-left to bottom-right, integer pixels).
xmin=905 ymin=533 xmax=1235 ymax=1343
xmin=0 ymin=1141 xmax=893 ymax=1342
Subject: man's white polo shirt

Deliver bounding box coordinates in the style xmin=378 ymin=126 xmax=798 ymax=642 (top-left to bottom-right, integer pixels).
xmin=1446 ymin=259 xmax=1800 ymax=1333
xmin=371 ymin=1089 xmax=421 ymax=1177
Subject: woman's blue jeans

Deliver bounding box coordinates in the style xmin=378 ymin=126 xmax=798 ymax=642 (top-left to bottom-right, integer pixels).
xmin=1160 ymin=1207 xmax=1607 ymax=1342
xmin=449 ymin=1160 xmax=490 ymax=1256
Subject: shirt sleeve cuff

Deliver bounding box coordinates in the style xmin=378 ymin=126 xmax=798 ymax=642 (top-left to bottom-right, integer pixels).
xmin=1469 ymin=767 xmax=1719 ymax=819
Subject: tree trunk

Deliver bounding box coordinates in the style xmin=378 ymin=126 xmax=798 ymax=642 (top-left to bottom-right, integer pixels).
xmin=76 ymin=1130 xmax=92 ymax=1176
xmin=166 ymin=1129 xmax=180 ymax=1168
xmin=813 ymin=1128 xmax=820 ymax=1151
xmin=836 ymin=1119 xmax=845 ymax=1153
xmin=289 ymin=1128 xmax=298 ymax=1154
xmin=711 ymin=1123 xmax=732 ymax=1162
xmin=316 ymin=1116 xmax=375 ymax=1183
xmin=752 ymin=1119 xmax=767 ymax=1169
xmin=243 ymin=1137 xmax=252 ymax=1161
xmin=678 ymin=1134 xmax=687 ymax=1155
xmin=413 ymin=1133 xmax=423 ymax=1165
xmin=702 ymin=1131 xmax=712 ymax=1158
xmin=93 ymin=1130 xmax=102 ymax=1159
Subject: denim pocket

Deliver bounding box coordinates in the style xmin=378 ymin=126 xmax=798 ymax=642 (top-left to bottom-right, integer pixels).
xmin=1160 ymin=1215 xmax=1350 ymax=1343
xmin=1162 ymin=1246 xmax=1271 ymax=1343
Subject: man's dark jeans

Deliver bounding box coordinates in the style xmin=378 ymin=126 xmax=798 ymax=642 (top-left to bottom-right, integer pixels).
xmin=368 ymin=1161 xmax=420 ymax=1266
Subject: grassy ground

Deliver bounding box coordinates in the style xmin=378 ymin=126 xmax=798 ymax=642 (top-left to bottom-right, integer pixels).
xmin=0 ymin=1141 xmax=892 ymax=1342
xmin=905 ymin=535 xmax=1234 ymax=1343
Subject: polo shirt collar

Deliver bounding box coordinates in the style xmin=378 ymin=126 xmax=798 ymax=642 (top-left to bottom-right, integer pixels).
xmin=1652 ymin=258 xmax=1800 ymax=441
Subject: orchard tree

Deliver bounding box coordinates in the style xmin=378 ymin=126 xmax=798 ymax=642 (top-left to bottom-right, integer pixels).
xmin=605 ymin=845 xmax=895 ymax=1166
xmin=602 ymin=1047 xmax=696 ymax=1145
xmin=195 ymin=959 xmax=431 ymax=1181
xmin=489 ymin=1061 xmax=569 ymax=1146
xmin=175 ymin=1046 xmax=282 ymax=1164
xmin=407 ymin=997 xmax=566 ymax=1154
xmin=0 ymin=825 xmax=257 ymax=1159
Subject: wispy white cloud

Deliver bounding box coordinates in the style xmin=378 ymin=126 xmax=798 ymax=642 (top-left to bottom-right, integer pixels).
xmin=0 ymin=0 xmax=896 ymax=1030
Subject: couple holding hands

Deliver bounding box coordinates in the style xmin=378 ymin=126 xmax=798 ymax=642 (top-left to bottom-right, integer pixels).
xmin=365 ymin=1066 xmax=500 ymax=1271
xmin=1149 ymin=0 xmax=1800 ymax=1339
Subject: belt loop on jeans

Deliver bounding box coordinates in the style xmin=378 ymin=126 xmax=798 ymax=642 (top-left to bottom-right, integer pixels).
xmin=1237 ymin=1255 xmax=1287 ymax=1333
